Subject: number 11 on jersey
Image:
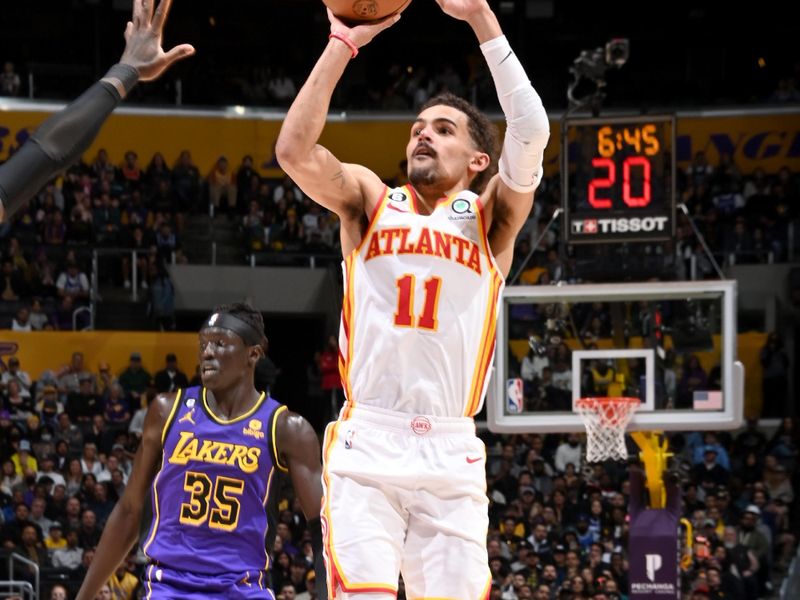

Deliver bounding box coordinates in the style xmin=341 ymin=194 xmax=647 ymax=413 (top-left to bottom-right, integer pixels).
xmin=394 ymin=274 xmax=442 ymax=331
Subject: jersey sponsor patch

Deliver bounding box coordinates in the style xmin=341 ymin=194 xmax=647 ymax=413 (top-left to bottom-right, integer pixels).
xmin=449 ymin=197 xmax=477 ymax=221
xmin=452 ymin=198 xmax=472 ymax=214
xmin=242 ymin=418 xmax=265 ymax=440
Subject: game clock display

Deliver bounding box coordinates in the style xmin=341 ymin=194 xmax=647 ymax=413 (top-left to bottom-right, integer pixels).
xmin=564 ymin=115 xmax=676 ymax=244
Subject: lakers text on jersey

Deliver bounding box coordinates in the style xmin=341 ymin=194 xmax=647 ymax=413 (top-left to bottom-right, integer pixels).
xmin=143 ymin=386 xmax=287 ymax=578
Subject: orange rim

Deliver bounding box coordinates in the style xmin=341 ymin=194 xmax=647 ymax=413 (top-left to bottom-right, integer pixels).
xmin=575 ymin=396 xmax=641 ymax=408
xmin=576 ymin=397 xmax=640 ymax=426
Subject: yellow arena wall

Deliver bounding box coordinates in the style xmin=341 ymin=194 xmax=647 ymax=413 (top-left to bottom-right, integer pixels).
xmin=0 ymin=330 xmax=200 ymax=383
xmin=0 ymin=109 xmax=796 ymax=181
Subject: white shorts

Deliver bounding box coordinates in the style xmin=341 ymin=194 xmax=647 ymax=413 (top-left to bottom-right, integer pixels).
xmin=321 ymin=403 xmax=492 ymax=599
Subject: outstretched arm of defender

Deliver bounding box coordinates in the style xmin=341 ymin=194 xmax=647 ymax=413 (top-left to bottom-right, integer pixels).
xmin=275 ymin=11 xmax=398 ymax=222
xmin=75 ymin=393 xmax=176 ymax=600
xmin=0 ymin=0 xmax=194 ymax=222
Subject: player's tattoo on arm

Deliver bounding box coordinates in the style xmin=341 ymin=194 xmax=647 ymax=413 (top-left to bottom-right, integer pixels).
xmin=331 ymin=170 xmax=346 ymax=189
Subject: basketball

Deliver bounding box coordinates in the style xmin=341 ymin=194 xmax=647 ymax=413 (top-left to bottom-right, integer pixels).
xmin=323 ymin=0 xmax=410 ymax=23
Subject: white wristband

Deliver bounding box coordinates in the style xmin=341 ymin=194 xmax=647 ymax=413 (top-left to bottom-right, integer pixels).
xmin=481 ymin=35 xmax=550 ymax=193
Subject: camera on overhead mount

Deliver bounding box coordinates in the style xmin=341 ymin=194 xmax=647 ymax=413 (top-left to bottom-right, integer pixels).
xmin=567 ymin=38 xmax=630 ymax=112
xmin=570 ymin=38 xmax=630 ymax=83
xmin=571 ymin=48 xmax=608 ymax=81
xmin=605 ymin=38 xmax=630 ymax=68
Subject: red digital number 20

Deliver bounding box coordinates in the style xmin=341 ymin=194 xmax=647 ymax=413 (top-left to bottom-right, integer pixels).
xmin=588 ymin=156 xmax=651 ymax=209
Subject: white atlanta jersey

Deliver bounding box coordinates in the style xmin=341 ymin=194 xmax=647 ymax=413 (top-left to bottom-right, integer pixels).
xmin=338 ymin=184 xmax=504 ymax=419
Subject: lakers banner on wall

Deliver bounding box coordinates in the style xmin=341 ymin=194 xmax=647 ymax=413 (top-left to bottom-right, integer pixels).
xmin=0 ymin=103 xmax=796 ymax=180
xmin=673 ymin=109 xmax=800 ymax=172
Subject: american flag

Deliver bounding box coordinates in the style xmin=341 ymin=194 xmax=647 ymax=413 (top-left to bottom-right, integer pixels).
xmin=693 ymin=390 xmax=723 ymax=410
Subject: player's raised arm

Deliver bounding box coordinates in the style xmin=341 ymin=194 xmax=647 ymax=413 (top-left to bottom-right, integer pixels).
xmin=436 ymin=0 xmax=550 ymax=275
xmin=0 ymin=0 xmax=194 ymax=222
xmin=275 ymin=10 xmax=399 ymax=222
xmin=74 ymin=393 xmax=177 ymax=600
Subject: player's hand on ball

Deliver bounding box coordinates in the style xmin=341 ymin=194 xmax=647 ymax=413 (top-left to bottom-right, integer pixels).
xmin=328 ymin=8 xmax=401 ymax=48
xmin=120 ymin=0 xmax=196 ymax=82
xmin=434 ymin=0 xmax=490 ymax=21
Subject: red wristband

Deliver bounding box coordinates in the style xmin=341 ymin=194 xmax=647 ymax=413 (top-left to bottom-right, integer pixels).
xmin=329 ymin=32 xmax=359 ymax=59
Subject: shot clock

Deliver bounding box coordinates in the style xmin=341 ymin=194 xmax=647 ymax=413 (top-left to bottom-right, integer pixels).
xmin=563 ymin=115 xmax=676 ymax=244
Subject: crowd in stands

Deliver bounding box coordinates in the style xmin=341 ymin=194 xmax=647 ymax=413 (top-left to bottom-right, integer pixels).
xmin=0 ymin=146 xmax=349 ymax=330
xmin=0 ymin=141 xmax=796 ymax=301
xmin=0 ymin=343 xmax=797 ymax=599
xmin=0 ymin=348 xmax=318 ymax=600
xmin=478 ymin=420 xmax=798 ymax=600
xmin=0 ymin=138 xmax=795 ymax=333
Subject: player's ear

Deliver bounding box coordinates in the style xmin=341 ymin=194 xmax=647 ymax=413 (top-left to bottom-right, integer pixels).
xmin=248 ymin=344 xmax=264 ymax=366
xmin=469 ymin=151 xmax=490 ymax=174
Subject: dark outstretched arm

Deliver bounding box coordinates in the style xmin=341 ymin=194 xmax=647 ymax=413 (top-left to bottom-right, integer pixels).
xmin=0 ymin=0 xmax=194 ymax=221
xmin=0 ymin=68 xmax=136 ymax=217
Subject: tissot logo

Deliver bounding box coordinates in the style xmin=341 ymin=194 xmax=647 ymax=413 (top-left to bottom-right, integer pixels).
xmin=571 ymin=216 xmax=669 ymax=235
xmin=389 ymin=192 xmax=407 ymax=203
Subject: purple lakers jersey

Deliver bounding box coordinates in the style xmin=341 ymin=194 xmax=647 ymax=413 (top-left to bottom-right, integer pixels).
xmin=143 ymin=386 xmax=287 ymax=575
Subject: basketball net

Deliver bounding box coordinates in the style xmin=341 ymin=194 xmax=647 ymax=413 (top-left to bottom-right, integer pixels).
xmin=575 ymin=397 xmax=640 ymax=462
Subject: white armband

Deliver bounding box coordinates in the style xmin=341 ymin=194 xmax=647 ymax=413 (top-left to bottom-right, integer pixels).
xmin=481 ymin=35 xmax=550 ymax=193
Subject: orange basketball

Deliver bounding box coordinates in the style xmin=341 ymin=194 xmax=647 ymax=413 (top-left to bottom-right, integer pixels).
xmin=323 ymin=0 xmax=410 ymax=23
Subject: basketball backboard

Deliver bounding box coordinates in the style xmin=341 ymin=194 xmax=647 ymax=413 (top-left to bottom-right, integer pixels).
xmin=487 ymin=280 xmax=744 ymax=433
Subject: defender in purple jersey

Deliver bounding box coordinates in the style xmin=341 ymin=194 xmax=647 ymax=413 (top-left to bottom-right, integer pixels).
xmin=76 ymin=303 xmax=326 ymax=600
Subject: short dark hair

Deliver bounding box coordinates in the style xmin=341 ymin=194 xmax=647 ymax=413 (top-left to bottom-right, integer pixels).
xmin=212 ymin=302 xmax=266 ymax=346
xmin=420 ymin=93 xmax=499 ymax=194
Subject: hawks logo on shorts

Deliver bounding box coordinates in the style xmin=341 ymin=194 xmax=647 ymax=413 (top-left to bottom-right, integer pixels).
xmin=339 ymin=185 xmax=504 ymax=419
xmin=410 ymin=416 xmax=431 ymax=435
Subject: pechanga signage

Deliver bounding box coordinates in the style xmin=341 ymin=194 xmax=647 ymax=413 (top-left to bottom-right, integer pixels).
xmin=628 ymin=470 xmax=681 ymax=599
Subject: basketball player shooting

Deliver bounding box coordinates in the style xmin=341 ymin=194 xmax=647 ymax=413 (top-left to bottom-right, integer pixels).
xmin=276 ymin=0 xmax=549 ymax=596
xmin=75 ymin=303 xmax=327 ymax=600
xmin=0 ymin=0 xmax=194 ymax=222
